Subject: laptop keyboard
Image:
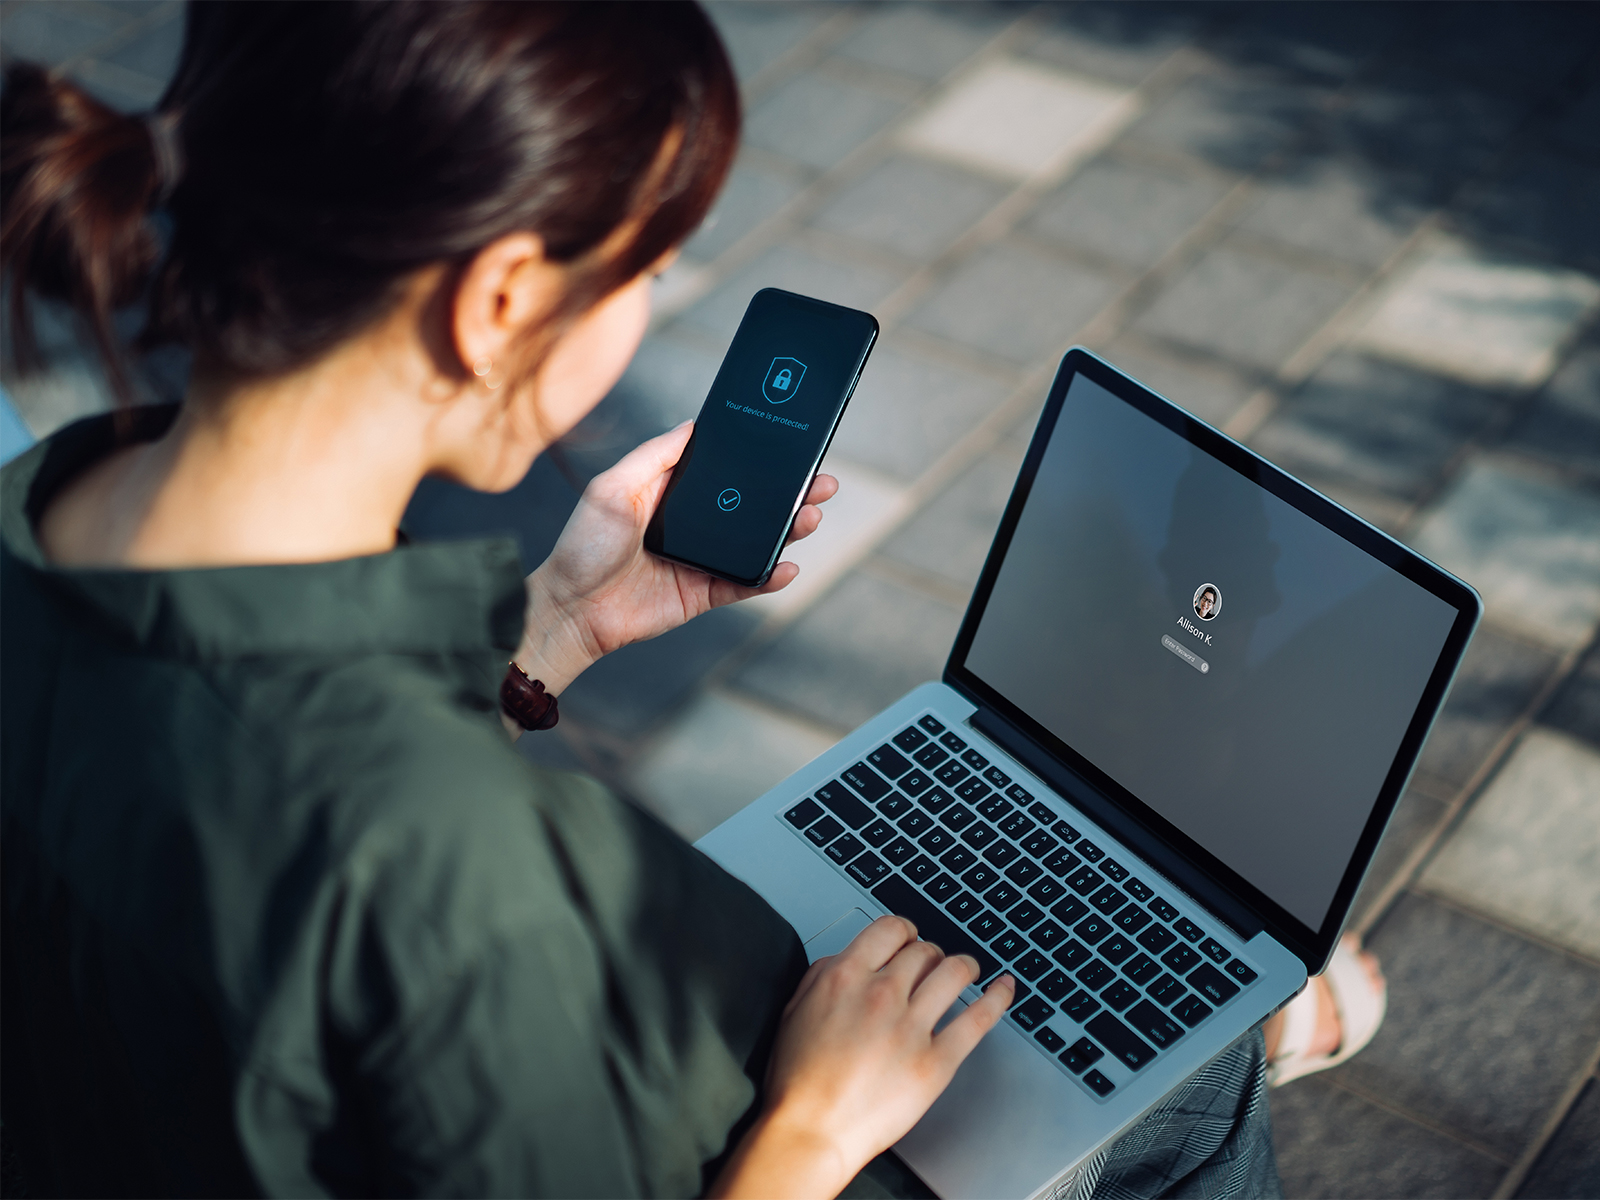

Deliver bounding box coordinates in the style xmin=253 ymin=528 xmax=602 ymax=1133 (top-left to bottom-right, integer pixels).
xmin=780 ymin=712 xmax=1260 ymax=1101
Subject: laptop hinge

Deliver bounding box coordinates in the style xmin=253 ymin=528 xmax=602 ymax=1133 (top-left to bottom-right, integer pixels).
xmin=967 ymin=704 xmax=1265 ymax=942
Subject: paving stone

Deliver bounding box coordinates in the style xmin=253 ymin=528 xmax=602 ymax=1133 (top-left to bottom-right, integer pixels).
xmin=1021 ymin=5 xmax=1198 ymax=87
xmin=809 ymin=154 xmax=1008 ymax=262
xmin=627 ymin=690 xmax=838 ymax=842
xmin=1236 ymin=156 xmax=1428 ymax=269
xmin=1420 ymin=726 xmax=1600 ymax=960
xmin=600 ymin=332 xmax=727 ymax=441
xmin=403 ymin=454 xmax=579 ymax=575
xmin=1027 ymin=157 xmax=1230 ymax=271
xmin=1409 ymin=460 xmax=1600 ymax=651
xmin=1272 ymin=1074 xmax=1504 ymax=1200
xmin=900 ymin=57 xmax=1137 ymax=181
xmin=877 ymin=439 xmax=1027 ymax=590
xmin=1539 ymin=640 xmax=1600 ymax=753
xmin=560 ymin=605 xmax=760 ymax=739
xmin=0 ymin=0 xmax=126 ymax=65
xmin=1347 ymin=892 xmax=1600 ymax=1159
xmin=1352 ymin=240 xmax=1600 ymax=390
xmin=1415 ymin=626 xmax=1561 ymax=790
xmin=677 ymin=243 xmax=911 ymax=346
xmin=705 ymin=1 xmax=832 ymax=82
xmin=1458 ymin=153 xmax=1600 ymax=274
xmin=904 ymin=240 xmax=1120 ymax=365
xmin=1348 ymin=785 xmax=1448 ymax=927
xmin=834 ymin=4 xmax=1002 ymax=83
xmin=101 ymin=9 xmax=182 ymax=82
xmin=1133 ymin=242 xmax=1355 ymax=372
xmin=1503 ymin=342 xmax=1600 ymax=484
xmin=828 ymin=339 xmax=1014 ymax=482
xmin=1516 ymin=1077 xmax=1600 ymax=1200
xmin=686 ymin=159 xmax=807 ymax=261
xmin=514 ymin=726 xmax=597 ymax=778
xmin=1123 ymin=67 xmax=1322 ymax=172
xmin=733 ymin=569 xmax=963 ymax=731
xmin=1251 ymin=352 xmax=1504 ymax=503
xmin=1095 ymin=335 xmax=1259 ymax=428
xmin=67 ymin=56 xmax=164 ymax=111
xmin=1215 ymin=2 xmax=1413 ymax=85
xmin=1325 ymin=70 xmax=1530 ymax=184
xmin=745 ymin=70 xmax=907 ymax=171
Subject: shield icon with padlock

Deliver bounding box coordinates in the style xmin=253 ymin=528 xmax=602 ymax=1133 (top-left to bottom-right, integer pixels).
xmin=762 ymin=357 xmax=806 ymax=404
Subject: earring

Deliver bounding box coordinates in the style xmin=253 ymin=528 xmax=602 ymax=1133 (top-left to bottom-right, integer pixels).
xmin=473 ymin=357 xmax=501 ymax=390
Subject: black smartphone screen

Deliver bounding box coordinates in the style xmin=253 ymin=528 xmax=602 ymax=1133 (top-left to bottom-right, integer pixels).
xmin=644 ymin=288 xmax=878 ymax=586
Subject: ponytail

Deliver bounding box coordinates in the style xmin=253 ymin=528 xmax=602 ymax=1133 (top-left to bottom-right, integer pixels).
xmin=1 ymin=62 xmax=171 ymax=405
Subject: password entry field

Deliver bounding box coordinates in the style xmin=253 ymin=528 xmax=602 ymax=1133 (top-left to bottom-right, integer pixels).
xmin=1162 ymin=634 xmax=1210 ymax=674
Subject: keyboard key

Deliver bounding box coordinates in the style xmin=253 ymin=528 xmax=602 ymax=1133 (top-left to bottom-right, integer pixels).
xmin=1011 ymin=995 xmax=1054 ymax=1029
xmin=847 ymin=854 xmax=891 ymax=887
xmin=912 ymin=743 xmax=947 ymax=768
xmin=860 ymin=819 xmax=895 ymax=848
xmin=1149 ymin=897 xmax=1181 ymax=922
xmin=841 ymin=764 xmax=892 ymax=805
xmin=784 ymin=798 xmax=824 ymax=828
xmin=918 ymin=715 xmax=945 ymax=735
xmin=905 ymin=855 xmax=939 ymax=884
xmin=1113 ymin=906 xmax=1152 ymax=934
xmin=946 ymin=891 xmax=981 ymax=921
xmin=1050 ymin=895 xmax=1089 ymax=925
xmin=961 ymin=748 xmax=989 ymax=771
xmin=868 ymin=744 xmax=913 ymax=780
xmin=938 ymin=731 xmax=966 ymax=752
xmin=1187 ymin=964 xmax=1241 ymax=1006
xmin=1060 ymin=1037 xmax=1102 ymax=1074
xmin=1147 ymin=973 xmax=1184 ymax=1005
xmin=983 ymin=766 xmax=1012 ymax=788
xmin=968 ymin=910 xmax=1005 ymax=941
xmin=976 ymin=794 xmax=1012 ymax=821
xmin=939 ymin=803 xmax=976 ymax=831
xmin=1021 ymin=830 xmax=1059 ymax=859
xmin=1136 ymin=924 xmax=1176 ymax=954
xmin=917 ymin=827 xmax=955 ymax=855
xmin=1076 ymin=839 xmax=1105 ymax=863
xmin=1052 ymin=820 xmax=1082 ymax=843
xmin=1074 ymin=915 xmax=1112 ymax=945
xmin=1101 ymin=981 xmax=1139 ymax=1011
xmin=1067 ymin=866 xmax=1105 ymax=895
xmin=1027 ymin=877 xmax=1066 ymax=907
xmin=984 ymin=881 xmax=1022 ymax=911
xmin=877 ymin=793 xmax=913 ymax=820
xmin=955 ymin=777 xmax=991 ymax=804
xmin=1127 ymin=1000 xmax=1185 ymax=1049
xmin=1007 ymin=900 xmax=1044 ymax=931
xmin=924 ymin=872 xmax=960 ymax=903
xmin=816 ymin=781 xmax=874 ymax=829
xmin=982 ymin=841 xmax=1020 ymax=869
xmin=1034 ymin=1026 xmax=1066 ymax=1054
xmin=1162 ymin=944 xmax=1202 ymax=975
xmin=1040 ymin=969 xmax=1075 ymax=1002
xmin=897 ymin=810 xmax=934 ymax=837
xmin=1076 ymin=959 xmax=1115 ymax=991
xmin=871 ymin=875 xmax=997 ymax=982
xmin=1007 ymin=979 xmax=1034 ymax=1009
xmin=1027 ymin=800 xmax=1055 ymax=823
xmin=935 ymin=760 xmax=969 ymax=786
xmin=1053 ymin=939 xmax=1093 ymax=971
xmin=1124 ymin=878 xmax=1154 ymax=903
xmin=1091 ymin=884 xmax=1128 ymax=915
xmin=1100 ymin=858 xmax=1129 ymax=882
xmin=1032 ymin=920 xmax=1068 ymax=951
xmin=806 ymin=816 xmax=844 ymax=846
xmin=1123 ymin=953 xmax=1161 ymax=986
xmin=1199 ymin=937 xmax=1230 ymax=964
xmin=1014 ymin=950 xmax=1052 ymax=981
xmin=826 ymin=835 xmax=865 ymax=865
xmin=1172 ymin=994 xmax=1215 ymax=1027
xmin=1223 ymin=958 xmax=1259 ymax=986
xmin=898 ymin=770 xmax=934 ymax=797
xmin=992 ymin=930 xmax=1028 ymax=961
xmin=961 ymin=822 xmax=999 ymax=850
xmin=1042 ymin=849 xmax=1082 ymax=877
xmin=962 ymin=864 xmax=1000 ymax=891
xmin=998 ymin=811 xmax=1036 ymax=840
xmin=894 ymin=726 xmax=928 ymax=752
xmin=1174 ymin=917 xmax=1205 ymax=943
xmin=939 ymin=845 xmax=977 ymax=873
xmin=919 ymin=786 xmax=955 ymax=814
xmin=882 ymin=837 xmax=916 ymax=866
xmin=1100 ymin=934 xmax=1137 ymax=965
xmin=1081 ymin=1069 xmax=1115 ymax=1096
xmin=1062 ymin=989 xmax=1101 ymax=1024
xmin=1087 ymin=1012 xmax=1157 ymax=1071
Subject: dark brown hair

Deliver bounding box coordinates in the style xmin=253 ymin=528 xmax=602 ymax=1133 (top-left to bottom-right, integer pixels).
xmin=1 ymin=0 xmax=739 ymax=403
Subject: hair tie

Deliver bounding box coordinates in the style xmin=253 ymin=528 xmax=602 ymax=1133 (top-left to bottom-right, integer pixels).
xmin=144 ymin=111 xmax=184 ymax=205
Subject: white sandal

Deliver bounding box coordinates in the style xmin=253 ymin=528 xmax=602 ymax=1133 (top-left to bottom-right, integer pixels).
xmin=1267 ymin=934 xmax=1387 ymax=1088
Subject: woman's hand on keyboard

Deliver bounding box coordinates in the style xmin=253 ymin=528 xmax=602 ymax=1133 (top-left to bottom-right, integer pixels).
xmin=710 ymin=916 xmax=1014 ymax=1199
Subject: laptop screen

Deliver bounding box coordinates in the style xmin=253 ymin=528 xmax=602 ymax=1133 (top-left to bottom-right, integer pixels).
xmin=956 ymin=360 xmax=1472 ymax=937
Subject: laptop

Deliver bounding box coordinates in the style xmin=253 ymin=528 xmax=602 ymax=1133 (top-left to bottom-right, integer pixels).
xmin=697 ymin=348 xmax=1480 ymax=1200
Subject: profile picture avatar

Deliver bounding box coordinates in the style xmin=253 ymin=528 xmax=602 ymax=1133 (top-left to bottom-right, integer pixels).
xmin=1193 ymin=583 xmax=1222 ymax=620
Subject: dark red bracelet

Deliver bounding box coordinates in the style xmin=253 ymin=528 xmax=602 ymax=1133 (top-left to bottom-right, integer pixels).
xmin=500 ymin=661 xmax=559 ymax=732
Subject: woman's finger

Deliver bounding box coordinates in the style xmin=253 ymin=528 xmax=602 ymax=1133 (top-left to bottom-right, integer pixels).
xmin=879 ymin=938 xmax=947 ymax=994
xmin=931 ymin=975 xmax=1014 ymax=1067
xmin=834 ymin=914 xmax=919 ymax=974
xmin=588 ymin=420 xmax=693 ymax=505
xmin=907 ymin=952 xmax=981 ymax=1023
xmin=785 ymin=504 xmax=823 ymax=545
xmin=805 ymin=473 xmax=839 ymax=507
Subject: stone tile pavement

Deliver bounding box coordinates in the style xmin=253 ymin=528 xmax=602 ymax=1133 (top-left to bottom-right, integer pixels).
xmin=3 ymin=3 xmax=1598 ymax=1196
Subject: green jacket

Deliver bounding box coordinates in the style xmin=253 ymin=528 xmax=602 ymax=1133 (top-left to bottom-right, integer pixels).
xmin=1 ymin=408 xmax=806 ymax=1198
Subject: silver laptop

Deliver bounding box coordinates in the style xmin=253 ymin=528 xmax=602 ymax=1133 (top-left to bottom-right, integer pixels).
xmin=697 ymin=348 xmax=1481 ymax=1200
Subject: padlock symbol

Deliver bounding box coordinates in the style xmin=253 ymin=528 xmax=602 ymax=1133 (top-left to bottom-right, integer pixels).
xmin=762 ymin=357 xmax=806 ymax=404
xmin=773 ymin=368 xmax=792 ymax=390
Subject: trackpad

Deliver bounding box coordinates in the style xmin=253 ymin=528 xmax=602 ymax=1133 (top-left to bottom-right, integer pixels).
xmin=804 ymin=908 xmax=874 ymax=962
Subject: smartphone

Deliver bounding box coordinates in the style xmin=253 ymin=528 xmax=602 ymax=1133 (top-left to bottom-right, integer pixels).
xmin=644 ymin=288 xmax=878 ymax=587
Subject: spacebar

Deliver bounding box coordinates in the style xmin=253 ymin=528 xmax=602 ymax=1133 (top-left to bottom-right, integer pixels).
xmin=872 ymin=875 xmax=1000 ymax=982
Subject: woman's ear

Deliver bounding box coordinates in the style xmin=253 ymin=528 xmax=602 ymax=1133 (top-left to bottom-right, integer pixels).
xmin=452 ymin=233 xmax=563 ymax=387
